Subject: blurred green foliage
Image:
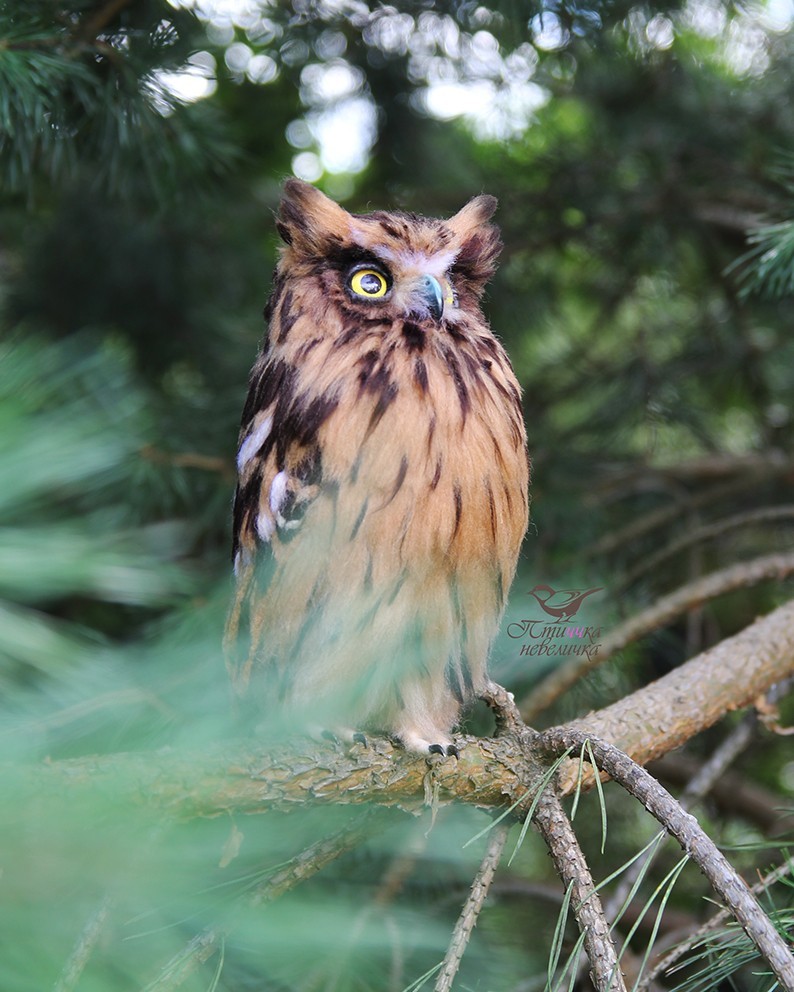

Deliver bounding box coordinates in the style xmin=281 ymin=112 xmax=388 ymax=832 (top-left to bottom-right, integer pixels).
xmin=1 ymin=1 xmax=793 ymax=990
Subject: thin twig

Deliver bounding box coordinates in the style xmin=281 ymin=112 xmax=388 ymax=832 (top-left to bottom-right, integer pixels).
xmin=617 ymin=505 xmax=794 ymax=592
xmin=434 ymin=819 xmax=511 ymax=992
xmin=585 ymin=454 xmax=793 ymax=505
xmin=638 ymin=856 xmax=794 ymax=990
xmin=649 ymin=752 xmax=791 ymax=833
xmin=575 ymin=471 xmax=780 ymax=561
xmin=677 ymin=714 xmax=756 ymax=805
xmin=533 ymin=787 xmax=628 ymax=992
xmin=521 ymin=552 xmax=794 ymax=720
xmin=536 ymin=729 xmax=794 ymax=991
xmin=53 ymin=894 xmax=113 ymax=992
xmin=139 ymin=444 xmax=234 ymax=477
xmin=310 ymin=819 xmax=432 ymax=992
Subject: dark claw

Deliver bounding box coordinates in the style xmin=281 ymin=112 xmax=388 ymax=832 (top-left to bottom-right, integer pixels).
xmin=352 ymin=732 xmax=368 ymax=747
xmin=446 ymin=744 xmax=459 ymax=758
xmin=428 ymin=743 xmax=445 ymax=755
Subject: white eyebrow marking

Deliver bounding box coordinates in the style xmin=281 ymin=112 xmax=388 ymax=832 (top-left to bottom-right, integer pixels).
xmin=237 ymin=415 xmax=273 ymax=471
xmin=373 ymin=247 xmax=458 ymax=280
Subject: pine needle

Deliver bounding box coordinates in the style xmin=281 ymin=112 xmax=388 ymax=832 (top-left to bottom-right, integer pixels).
xmin=547 ymin=880 xmax=576 ymax=991
xmin=508 ymin=749 xmax=574 ymax=866
xmin=586 ymin=739 xmax=608 ymax=853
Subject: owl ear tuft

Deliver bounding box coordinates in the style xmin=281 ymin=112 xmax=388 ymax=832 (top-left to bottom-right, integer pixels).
xmin=276 ymin=178 xmax=351 ymax=254
xmin=446 ymin=195 xmax=498 ymax=235
xmin=446 ymin=194 xmax=502 ymax=291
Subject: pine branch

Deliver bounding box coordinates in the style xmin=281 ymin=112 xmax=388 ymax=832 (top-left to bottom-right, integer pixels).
xmin=521 ymin=553 xmax=794 ymax=720
xmin=0 ymin=1 xmax=232 ymax=199
xmin=587 ymin=714 xmax=757 ymax=985
xmin=434 ymin=820 xmax=511 ymax=992
xmin=434 ymin=685 xmax=532 ymax=992
xmin=8 ymin=607 xmax=794 ymax=989
xmin=736 ymin=210 xmax=794 ymax=300
xmin=142 ymin=809 xmax=387 ymax=992
xmin=535 ymin=729 xmax=794 ymax=991
xmin=6 ymin=601 xmax=794 ymax=817
xmin=533 ymin=787 xmax=628 ymax=992
xmin=473 ymin=683 xmax=626 ymax=992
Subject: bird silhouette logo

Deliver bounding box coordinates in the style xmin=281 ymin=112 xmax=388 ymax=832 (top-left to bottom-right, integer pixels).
xmin=527 ymin=584 xmax=603 ymax=622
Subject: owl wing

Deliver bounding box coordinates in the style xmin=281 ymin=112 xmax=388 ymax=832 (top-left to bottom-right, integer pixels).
xmin=225 ymin=351 xmax=328 ymax=693
xmin=231 ymin=346 xmax=331 ymax=559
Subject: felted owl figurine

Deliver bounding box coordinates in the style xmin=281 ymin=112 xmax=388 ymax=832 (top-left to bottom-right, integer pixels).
xmin=225 ymin=179 xmax=529 ymax=755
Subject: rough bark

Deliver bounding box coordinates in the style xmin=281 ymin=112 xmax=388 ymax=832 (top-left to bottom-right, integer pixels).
xmin=434 ymin=821 xmax=511 ymax=992
xmin=533 ymin=786 xmax=628 ymax=992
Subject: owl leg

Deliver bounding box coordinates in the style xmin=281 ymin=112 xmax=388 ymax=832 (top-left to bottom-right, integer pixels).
xmin=313 ymin=725 xmax=368 ymax=748
xmin=390 ymin=680 xmax=461 ymax=757
xmin=392 ymin=727 xmax=459 ymax=758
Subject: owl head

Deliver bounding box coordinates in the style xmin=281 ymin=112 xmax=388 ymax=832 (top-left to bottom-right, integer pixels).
xmin=273 ymin=179 xmax=502 ymax=330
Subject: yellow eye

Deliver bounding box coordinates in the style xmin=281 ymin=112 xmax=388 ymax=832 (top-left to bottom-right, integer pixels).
xmin=349 ymin=268 xmax=389 ymax=299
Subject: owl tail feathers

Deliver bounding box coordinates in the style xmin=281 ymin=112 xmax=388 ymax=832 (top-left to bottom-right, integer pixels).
xmin=223 ymin=563 xmax=256 ymax=696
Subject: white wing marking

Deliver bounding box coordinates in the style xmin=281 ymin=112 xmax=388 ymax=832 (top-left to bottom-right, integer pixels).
xmin=269 ymin=470 xmax=289 ymax=521
xmin=255 ymin=511 xmax=275 ymax=543
xmin=237 ymin=415 xmax=273 ymax=472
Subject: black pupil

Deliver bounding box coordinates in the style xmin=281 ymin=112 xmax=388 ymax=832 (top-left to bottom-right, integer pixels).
xmin=360 ymin=272 xmax=382 ymax=294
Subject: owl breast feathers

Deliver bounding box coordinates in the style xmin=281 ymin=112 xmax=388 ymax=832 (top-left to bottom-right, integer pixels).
xmin=225 ymin=179 xmax=529 ymax=754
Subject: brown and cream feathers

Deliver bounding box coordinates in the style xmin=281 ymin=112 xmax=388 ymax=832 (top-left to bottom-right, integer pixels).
xmin=226 ymin=179 xmax=529 ymax=753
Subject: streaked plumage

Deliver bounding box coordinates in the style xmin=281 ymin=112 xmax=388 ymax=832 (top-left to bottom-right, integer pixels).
xmin=225 ymin=179 xmax=529 ymax=753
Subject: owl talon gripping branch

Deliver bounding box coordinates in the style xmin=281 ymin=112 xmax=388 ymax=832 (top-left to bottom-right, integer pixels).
xmin=225 ymin=179 xmax=529 ymax=754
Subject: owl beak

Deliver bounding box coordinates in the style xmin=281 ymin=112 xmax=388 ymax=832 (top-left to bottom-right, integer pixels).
xmin=416 ymin=275 xmax=444 ymax=322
